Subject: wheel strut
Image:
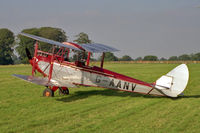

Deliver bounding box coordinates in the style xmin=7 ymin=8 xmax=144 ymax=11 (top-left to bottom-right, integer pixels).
xmin=59 ymin=87 xmax=69 ymax=95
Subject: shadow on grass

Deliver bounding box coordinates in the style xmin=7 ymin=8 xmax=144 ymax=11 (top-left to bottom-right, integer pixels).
xmin=56 ymin=89 xmax=200 ymax=102
xmin=56 ymin=89 xmax=166 ymax=102
xmin=178 ymin=95 xmax=200 ymax=99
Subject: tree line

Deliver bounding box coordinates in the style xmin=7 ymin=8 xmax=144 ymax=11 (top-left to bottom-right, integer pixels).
xmin=95 ymin=53 xmax=200 ymax=62
xmin=0 ymin=27 xmax=200 ymax=65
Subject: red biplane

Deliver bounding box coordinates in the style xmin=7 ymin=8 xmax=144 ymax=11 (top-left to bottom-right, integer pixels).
xmin=13 ymin=32 xmax=189 ymax=97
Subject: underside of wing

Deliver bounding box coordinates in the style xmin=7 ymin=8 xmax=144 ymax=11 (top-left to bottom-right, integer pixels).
xmin=13 ymin=74 xmax=76 ymax=88
xmin=19 ymin=32 xmax=81 ymax=51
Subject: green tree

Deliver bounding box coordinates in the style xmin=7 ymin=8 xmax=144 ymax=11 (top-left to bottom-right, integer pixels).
xmin=12 ymin=54 xmax=21 ymax=64
xmin=16 ymin=28 xmax=39 ymax=64
xmin=160 ymin=57 xmax=167 ymax=61
xmin=178 ymin=54 xmax=191 ymax=61
xmin=120 ymin=55 xmax=133 ymax=61
xmin=17 ymin=27 xmax=67 ymax=63
xmin=72 ymin=32 xmax=92 ymax=61
xmin=168 ymin=56 xmax=178 ymax=61
xmin=103 ymin=52 xmax=118 ymax=61
xmin=191 ymin=53 xmax=200 ymax=61
xmin=135 ymin=57 xmax=143 ymax=61
xmin=38 ymin=27 xmax=67 ymax=52
xmin=0 ymin=28 xmax=14 ymax=65
xmin=73 ymin=32 xmax=91 ymax=44
xmin=143 ymin=55 xmax=158 ymax=61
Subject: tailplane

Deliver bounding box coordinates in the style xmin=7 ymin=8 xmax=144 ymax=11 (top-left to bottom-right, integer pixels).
xmin=155 ymin=64 xmax=189 ymax=97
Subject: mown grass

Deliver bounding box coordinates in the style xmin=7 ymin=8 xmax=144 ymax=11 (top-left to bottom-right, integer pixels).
xmin=0 ymin=63 xmax=200 ymax=133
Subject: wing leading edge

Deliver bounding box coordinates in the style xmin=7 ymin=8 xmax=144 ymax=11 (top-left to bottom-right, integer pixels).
xmin=19 ymin=32 xmax=81 ymax=51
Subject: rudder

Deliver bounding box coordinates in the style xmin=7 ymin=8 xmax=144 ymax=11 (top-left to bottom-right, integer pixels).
xmin=155 ymin=64 xmax=189 ymax=97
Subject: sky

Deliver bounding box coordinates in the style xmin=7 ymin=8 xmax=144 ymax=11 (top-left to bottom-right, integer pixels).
xmin=0 ymin=0 xmax=200 ymax=59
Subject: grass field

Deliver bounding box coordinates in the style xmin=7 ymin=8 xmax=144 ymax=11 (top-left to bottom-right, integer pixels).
xmin=0 ymin=63 xmax=200 ymax=133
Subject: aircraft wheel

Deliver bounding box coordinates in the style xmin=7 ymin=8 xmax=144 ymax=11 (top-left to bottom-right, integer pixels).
xmin=43 ymin=88 xmax=54 ymax=97
xmin=59 ymin=87 xmax=69 ymax=95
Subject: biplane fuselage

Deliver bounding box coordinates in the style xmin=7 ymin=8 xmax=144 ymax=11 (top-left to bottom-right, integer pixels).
xmin=13 ymin=32 xmax=189 ymax=97
xmin=36 ymin=58 xmax=163 ymax=96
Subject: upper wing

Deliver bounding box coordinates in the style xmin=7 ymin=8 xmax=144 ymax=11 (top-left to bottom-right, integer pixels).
xmin=19 ymin=32 xmax=81 ymax=51
xmin=13 ymin=74 xmax=77 ymax=88
xmin=20 ymin=32 xmax=119 ymax=53
xmin=79 ymin=43 xmax=119 ymax=53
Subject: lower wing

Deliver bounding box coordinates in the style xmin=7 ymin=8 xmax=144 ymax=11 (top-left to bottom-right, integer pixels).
xmin=13 ymin=74 xmax=76 ymax=88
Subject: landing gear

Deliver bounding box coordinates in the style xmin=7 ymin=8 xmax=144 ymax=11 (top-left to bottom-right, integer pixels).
xmin=43 ymin=87 xmax=68 ymax=97
xmin=43 ymin=88 xmax=54 ymax=97
xmin=59 ymin=87 xmax=69 ymax=95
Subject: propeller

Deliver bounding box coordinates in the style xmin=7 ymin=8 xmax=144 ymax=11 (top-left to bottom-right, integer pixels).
xmin=25 ymin=48 xmax=32 ymax=60
xmin=26 ymin=48 xmax=36 ymax=75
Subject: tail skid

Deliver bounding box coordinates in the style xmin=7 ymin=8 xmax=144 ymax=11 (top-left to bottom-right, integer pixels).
xmin=155 ymin=64 xmax=189 ymax=97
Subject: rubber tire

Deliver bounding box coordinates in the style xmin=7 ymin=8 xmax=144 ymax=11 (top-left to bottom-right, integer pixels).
xmin=59 ymin=88 xmax=69 ymax=95
xmin=43 ymin=88 xmax=54 ymax=97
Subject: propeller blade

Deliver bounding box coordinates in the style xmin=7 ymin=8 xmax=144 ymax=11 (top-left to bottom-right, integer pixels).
xmin=25 ymin=48 xmax=32 ymax=60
